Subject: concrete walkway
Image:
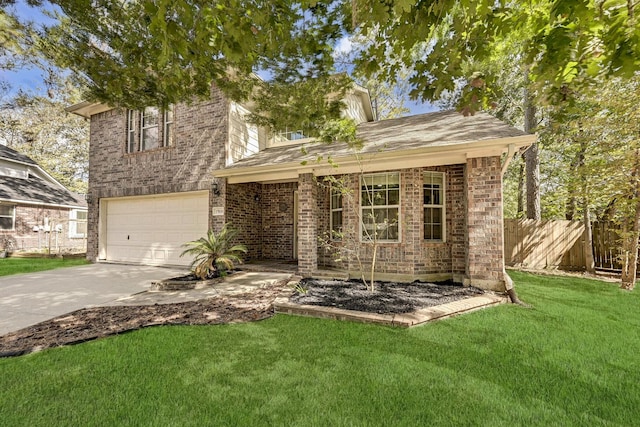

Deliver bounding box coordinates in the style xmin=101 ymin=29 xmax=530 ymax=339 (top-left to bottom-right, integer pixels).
xmin=0 ymin=263 xmax=188 ymax=335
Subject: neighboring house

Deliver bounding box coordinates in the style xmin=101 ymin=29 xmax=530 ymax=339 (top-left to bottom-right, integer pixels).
xmin=0 ymin=144 xmax=87 ymax=253
xmin=68 ymin=85 xmax=534 ymax=291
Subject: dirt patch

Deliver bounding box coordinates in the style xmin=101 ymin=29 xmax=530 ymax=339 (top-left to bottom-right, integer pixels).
xmin=0 ymin=285 xmax=285 ymax=358
xmin=290 ymin=279 xmax=484 ymax=314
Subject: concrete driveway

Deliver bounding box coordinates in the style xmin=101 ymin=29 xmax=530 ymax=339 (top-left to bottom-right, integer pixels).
xmin=0 ymin=263 xmax=189 ymax=336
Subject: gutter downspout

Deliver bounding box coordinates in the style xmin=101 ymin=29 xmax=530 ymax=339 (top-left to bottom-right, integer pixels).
xmin=501 ymin=143 xmax=516 ymax=177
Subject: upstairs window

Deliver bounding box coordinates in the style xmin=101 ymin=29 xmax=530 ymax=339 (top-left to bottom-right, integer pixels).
xmin=126 ymin=105 xmax=173 ymax=153
xmin=163 ymin=106 xmax=174 ymax=147
xmin=360 ymin=173 xmax=400 ymax=242
xmin=127 ymin=110 xmax=136 ymax=153
xmin=0 ymin=205 xmax=15 ymax=230
xmin=423 ymin=171 xmax=445 ymax=241
xmin=141 ymin=107 xmax=159 ymax=150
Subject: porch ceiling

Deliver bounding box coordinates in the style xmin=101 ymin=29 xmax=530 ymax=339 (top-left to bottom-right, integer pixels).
xmin=215 ymin=110 xmax=536 ymax=184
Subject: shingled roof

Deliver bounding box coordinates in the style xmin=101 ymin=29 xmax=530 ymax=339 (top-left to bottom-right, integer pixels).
xmin=216 ymin=110 xmax=535 ymax=183
xmin=0 ymin=175 xmax=85 ymax=207
xmin=0 ymin=145 xmax=86 ymax=208
xmin=0 ymin=144 xmax=38 ymax=166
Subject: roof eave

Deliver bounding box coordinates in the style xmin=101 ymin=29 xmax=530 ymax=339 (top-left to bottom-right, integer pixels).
xmin=215 ymin=134 xmax=536 ymax=184
xmin=66 ymin=101 xmax=113 ymax=118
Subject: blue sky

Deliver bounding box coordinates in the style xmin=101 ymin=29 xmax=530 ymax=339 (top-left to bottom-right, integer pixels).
xmin=2 ymin=1 xmax=438 ymax=116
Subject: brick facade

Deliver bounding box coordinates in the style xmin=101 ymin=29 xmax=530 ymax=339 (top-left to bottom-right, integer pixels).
xmin=86 ymin=86 xmax=228 ymax=261
xmin=297 ymin=173 xmax=317 ymax=276
xmin=225 ymin=182 xmax=262 ymax=260
xmin=225 ymin=181 xmax=297 ymax=262
xmin=261 ymin=182 xmax=297 ymax=260
xmin=311 ymin=161 xmax=505 ymax=290
xmin=85 ymin=85 xmax=507 ymax=290
xmin=316 ymin=166 xmax=465 ymax=280
xmin=465 ymin=156 xmax=505 ymax=290
xmin=0 ymin=204 xmax=86 ymax=253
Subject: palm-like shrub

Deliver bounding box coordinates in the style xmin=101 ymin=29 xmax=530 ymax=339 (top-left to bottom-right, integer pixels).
xmin=180 ymin=224 xmax=248 ymax=280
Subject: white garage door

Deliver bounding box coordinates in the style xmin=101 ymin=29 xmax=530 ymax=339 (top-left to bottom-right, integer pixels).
xmin=102 ymin=192 xmax=209 ymax=266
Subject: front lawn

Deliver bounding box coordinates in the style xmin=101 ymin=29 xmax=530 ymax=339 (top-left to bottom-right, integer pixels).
xmin=0 ymin=257 xmax=89 ymax=277
xmin=1 ymin=271 xmax=638 ymax=425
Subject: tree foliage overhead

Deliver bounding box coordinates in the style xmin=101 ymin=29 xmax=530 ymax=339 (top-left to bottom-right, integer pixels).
xmin=352 ymin=0 xmax=640 ymax=109
xmin=39 ymin=0 xmax=352 ymax=134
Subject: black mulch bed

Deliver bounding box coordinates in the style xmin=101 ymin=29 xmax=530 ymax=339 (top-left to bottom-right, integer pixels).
xmin=290 ymin=279 xmax=484 ymax=314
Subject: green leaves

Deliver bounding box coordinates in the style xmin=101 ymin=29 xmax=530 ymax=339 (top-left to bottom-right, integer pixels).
xmin=180 ymin=224 xmax=248 ymax=280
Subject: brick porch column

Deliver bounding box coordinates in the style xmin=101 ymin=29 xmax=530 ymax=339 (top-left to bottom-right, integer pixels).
xmin=465 ymin=156 xmax=506 ymax=291
xmin=297 ymin=173 xmax=318 ymax=277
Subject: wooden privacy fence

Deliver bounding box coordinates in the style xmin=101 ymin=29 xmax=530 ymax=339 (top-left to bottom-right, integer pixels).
xmin=592 ymin=221 xmax=624 ymax=271
xmin=504 ymin=219 xmax=587 ymax=270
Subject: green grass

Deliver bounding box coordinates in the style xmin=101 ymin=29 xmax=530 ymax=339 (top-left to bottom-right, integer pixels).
xmin=1 ymin=271 xmax=639 ymax=426
xmin=0 ymin=257 xmax=89 ymax=277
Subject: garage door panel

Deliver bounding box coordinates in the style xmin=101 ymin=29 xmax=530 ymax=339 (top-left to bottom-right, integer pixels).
xmin=104 ymin=192 xmax=208 ymax=266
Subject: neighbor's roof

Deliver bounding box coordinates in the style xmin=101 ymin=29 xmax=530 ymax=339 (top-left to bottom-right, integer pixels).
xmin=215 ymin=110 xmax=535 ymax=183
xmin=0 ymin=144 xmax=37 ymax=166
xmin=0 ymin=175 xmax=86 ymax=208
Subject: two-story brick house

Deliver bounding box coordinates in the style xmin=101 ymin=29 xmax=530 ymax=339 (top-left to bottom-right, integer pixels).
xmin=69 ymin=85 xmax=534 ymax=291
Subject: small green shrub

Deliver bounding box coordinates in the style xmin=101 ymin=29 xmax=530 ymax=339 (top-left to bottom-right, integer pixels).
xmin=180 ymin=224 xmax=248 ymax=280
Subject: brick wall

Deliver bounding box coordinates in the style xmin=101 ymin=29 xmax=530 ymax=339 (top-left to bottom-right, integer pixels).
xmin=0 ymin=204 xmax=86 ymax=253
xmin=225 ymin=182 xmax=262 ymax=260
xmin=465 ymin=156 xmax=505 ymax=290
xmin=86 ymin=86 xmax=228 ymax=260
xmin=261 ymin=182 xmax=297 ymax=260
xmin=317 ymin=166 xmax=465 ymax=278
xmin=297 ymin=173 xmax=317 ymax=275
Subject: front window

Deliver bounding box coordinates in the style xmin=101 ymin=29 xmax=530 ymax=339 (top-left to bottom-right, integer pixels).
xmin=360 ymin=173 xmax=400 ymax=241
xmin=0 ymin=205 xmax=15 ymax=230
xmin=330 ymin=186 xmax=343 ymax=240
xmin=69 ymin=209 xmax=88 ymax=238
xmin=424 ymin=171 xmax=445 ymax=241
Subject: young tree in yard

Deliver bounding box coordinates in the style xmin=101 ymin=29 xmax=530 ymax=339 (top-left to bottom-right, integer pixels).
xmin=314 ymin=125 xmax=393 ymax=292
xmin=320 ymin=170 xmax=398 ymax=293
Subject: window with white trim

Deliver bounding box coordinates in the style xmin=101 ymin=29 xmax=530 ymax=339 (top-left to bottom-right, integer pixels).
xmin=163 ymin=105 xmax=174 ymax=147
xmin=141 ymin=107 xmax=159 ymax=150
xmin=360 ymin=173 xmax=400 ymax=241
xmin=68 ymin=209 xmax=88 ymax=238
xmin=0 ymin=204 xmax=15 ymax=230
xmin=127 ymin=110 xmax=136 ymax=153
xmin=126 ymin=106 xmax=173 ymax=153
xmin=330 ymin=186 xmax=343 ymax=240
xmin=423 ymin=171 xmax=445 ymax=241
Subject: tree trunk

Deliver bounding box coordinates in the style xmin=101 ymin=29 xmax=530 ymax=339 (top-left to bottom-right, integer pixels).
xmin=621 ymin=150 xmax=640 ymax=290
xmin=523 ymin=86 xmax=540 ymax=220
xmin=583 ymin=206 xmax=596 ymax=274
xmin=517 ymin=157 xmax=525 ymax=217
xmin=524 ymin=143 xmax=541 ymax=220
